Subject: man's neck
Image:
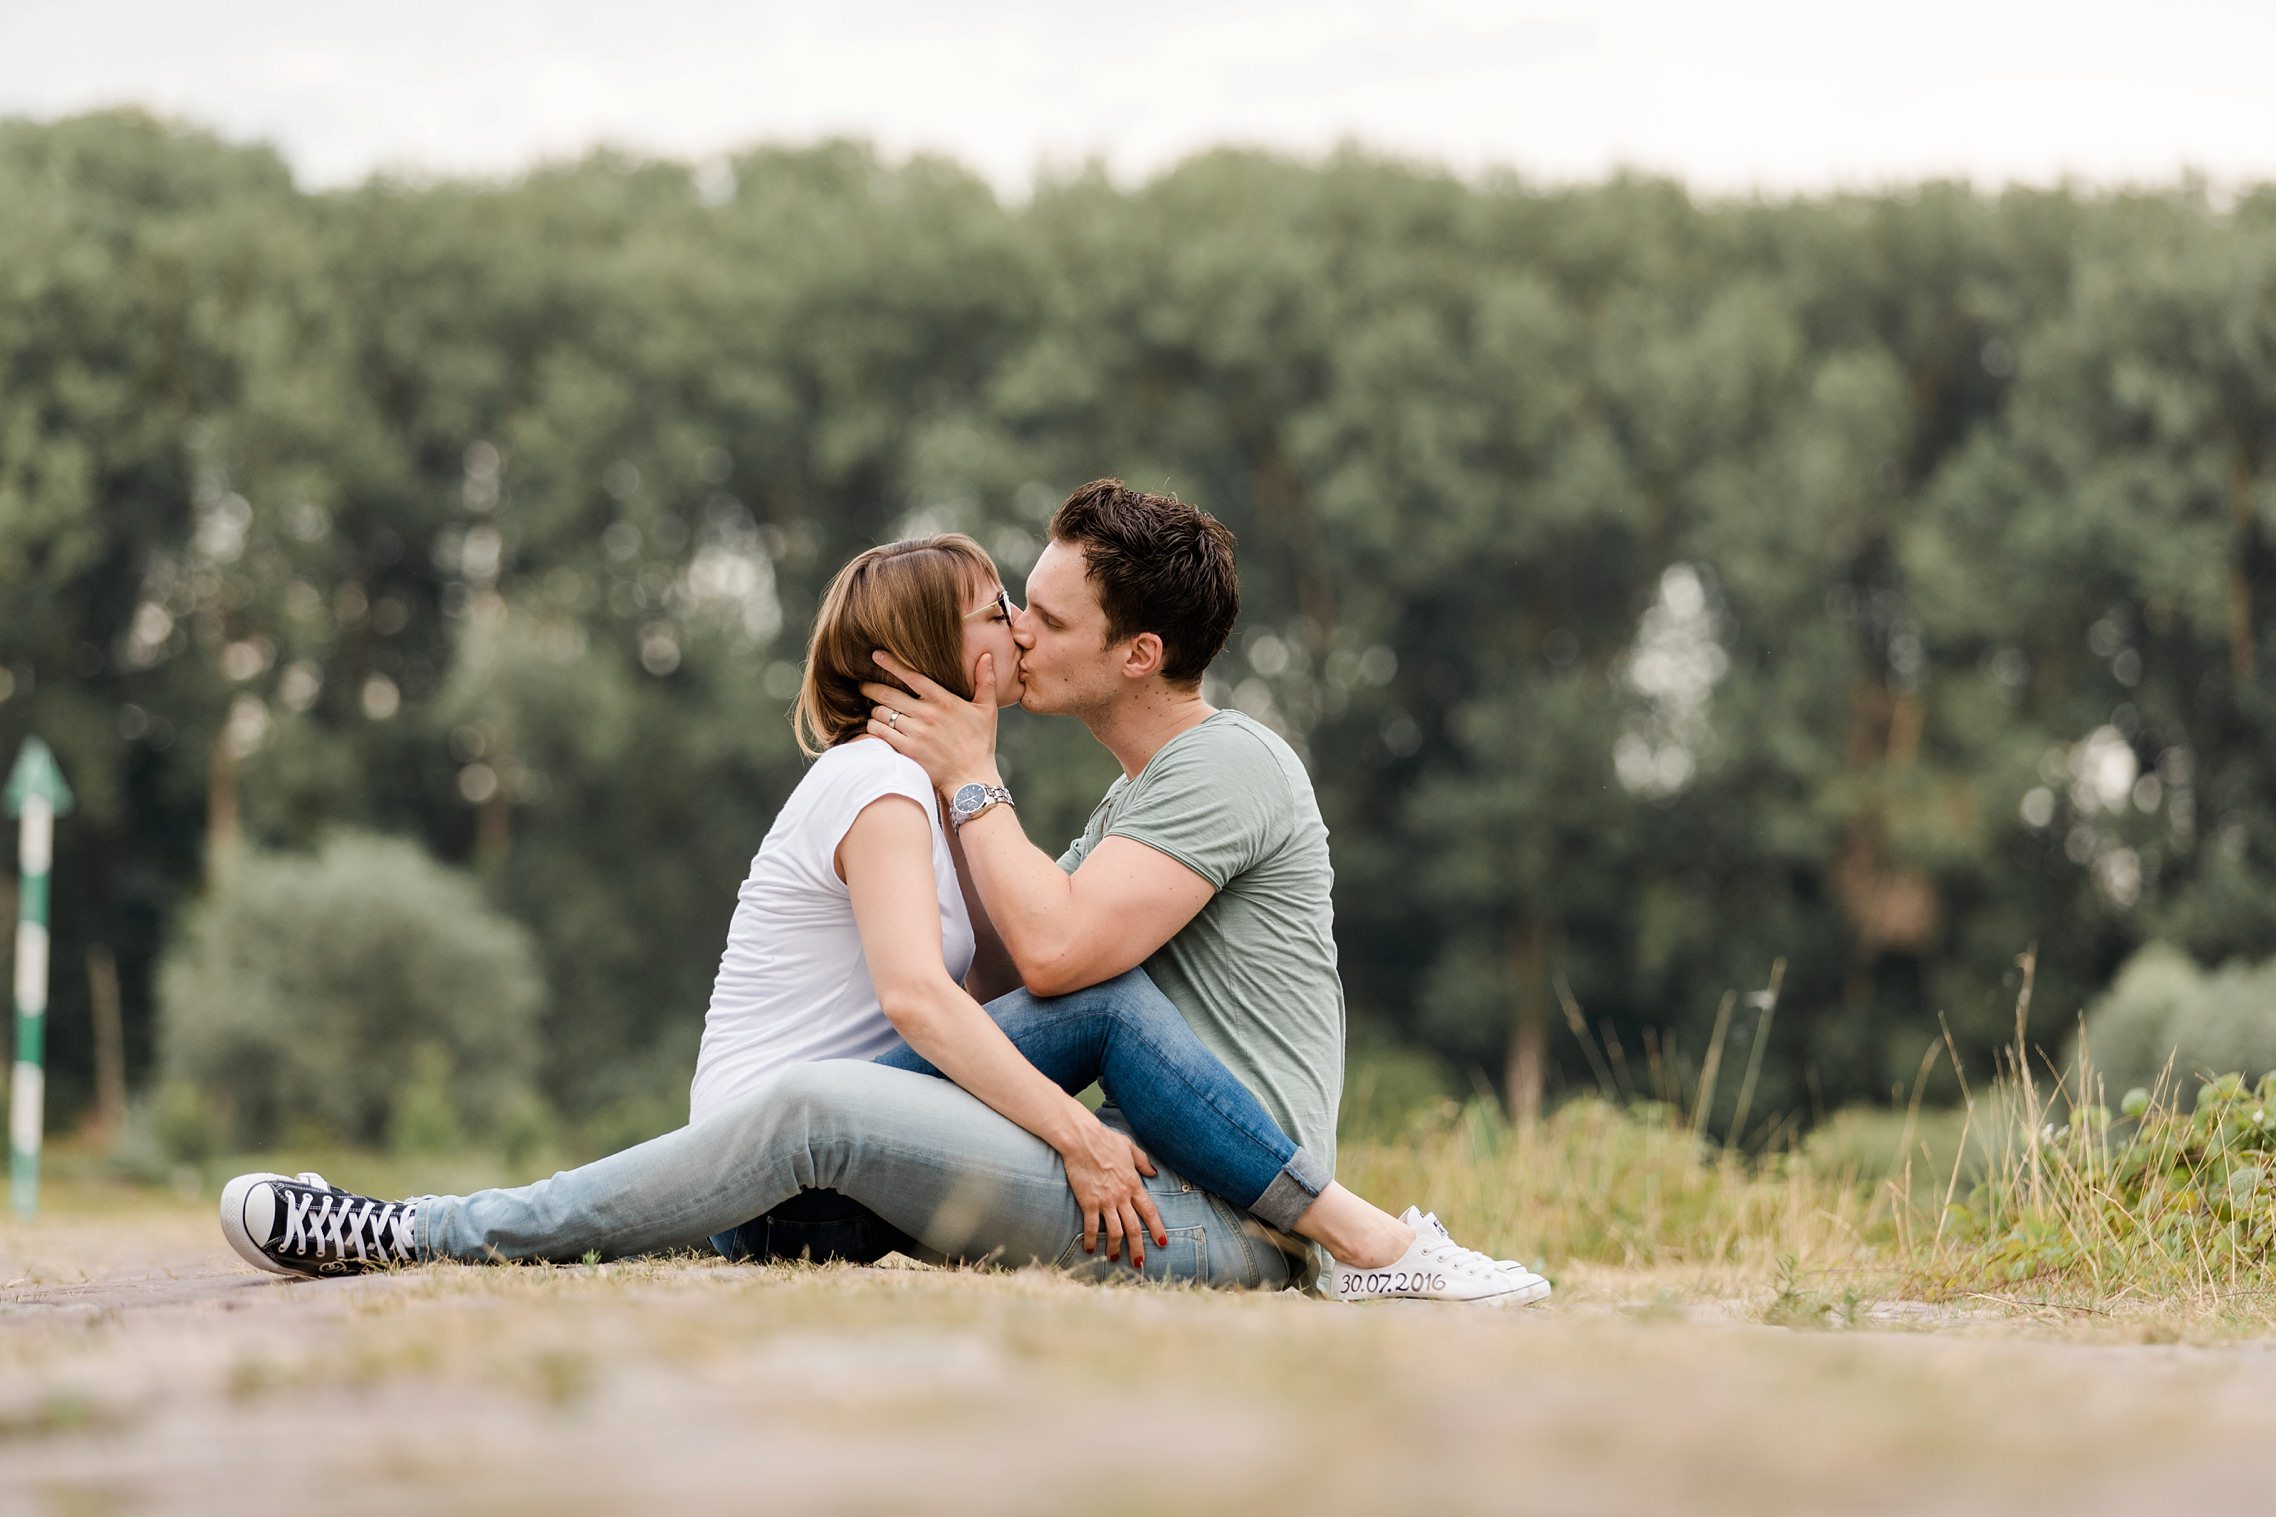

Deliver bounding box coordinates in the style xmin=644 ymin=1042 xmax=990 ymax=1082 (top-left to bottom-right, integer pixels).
xmin=1085 ymin=684 xmax=1217 ymax=779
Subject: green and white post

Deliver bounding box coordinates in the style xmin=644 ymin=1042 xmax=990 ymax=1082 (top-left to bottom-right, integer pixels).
xmin=6 ymin=737 xmax=72 ymax=1216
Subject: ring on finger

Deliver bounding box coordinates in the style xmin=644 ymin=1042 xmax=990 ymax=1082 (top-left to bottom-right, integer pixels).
xmin=886 ymin=709 xmax=901 ymax=730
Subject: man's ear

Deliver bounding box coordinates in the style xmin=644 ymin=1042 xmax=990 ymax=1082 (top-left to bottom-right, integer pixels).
xmin=1121 ymin=632 xmax=1166 ymax=680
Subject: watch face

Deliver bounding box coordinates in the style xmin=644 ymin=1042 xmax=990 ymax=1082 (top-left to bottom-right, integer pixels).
xmin=952 ymin=783 xmax=988 ymax=812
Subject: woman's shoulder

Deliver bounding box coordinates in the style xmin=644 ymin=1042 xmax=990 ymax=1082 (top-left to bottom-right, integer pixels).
xmin=808 ymin=738 xmax=938 ymax=809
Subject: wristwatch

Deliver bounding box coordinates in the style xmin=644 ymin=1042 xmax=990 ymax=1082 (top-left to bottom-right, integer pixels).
xmin=948 ymin=782 xmax=1015 ymax=830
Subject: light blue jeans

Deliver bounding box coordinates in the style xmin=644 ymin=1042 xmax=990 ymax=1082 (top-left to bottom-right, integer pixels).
xmin=417 ymin=972 xmax=1312 ymax=1289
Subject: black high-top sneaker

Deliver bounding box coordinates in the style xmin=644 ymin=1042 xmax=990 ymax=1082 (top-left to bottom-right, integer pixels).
xmin=219 ymin=1172 xmax=421 ymax=1278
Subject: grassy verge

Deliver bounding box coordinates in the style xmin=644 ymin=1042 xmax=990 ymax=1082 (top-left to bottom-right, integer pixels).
xmin=26 ymin=1010 xmax=2276 ymax=1335
xmin=1341 ymin=1060 xmax=2275 ymax=1331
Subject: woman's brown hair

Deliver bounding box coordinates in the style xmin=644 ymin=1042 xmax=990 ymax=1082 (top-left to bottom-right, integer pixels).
xmin=793 ymin=534 xmax=1000 ymax=757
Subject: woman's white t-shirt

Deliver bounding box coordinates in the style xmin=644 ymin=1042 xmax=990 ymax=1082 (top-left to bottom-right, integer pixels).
xmin=687 ymin=739 xmax=975 ymax=1125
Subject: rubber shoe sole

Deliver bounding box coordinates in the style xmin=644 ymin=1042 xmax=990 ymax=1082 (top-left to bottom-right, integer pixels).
xmin=1489 ymin=1276 xmax=1553 ymax=1307
xmin=218 ymin=1172 xmax=309 ymax=1278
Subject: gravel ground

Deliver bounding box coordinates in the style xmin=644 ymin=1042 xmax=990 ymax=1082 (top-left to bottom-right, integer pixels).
xmin=3 ymin=1201 xmax=2274 ymax=1516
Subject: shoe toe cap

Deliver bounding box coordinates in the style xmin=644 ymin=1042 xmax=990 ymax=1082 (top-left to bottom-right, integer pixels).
xmin=240 ymin=1180 xmax=276 ymax=1242
xmin=219 ymin=1173 xmax=297 ymax=1275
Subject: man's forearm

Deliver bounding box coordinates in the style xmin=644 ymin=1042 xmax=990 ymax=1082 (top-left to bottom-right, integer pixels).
xmin=955 ymin=807 xmax=1089 ymax=992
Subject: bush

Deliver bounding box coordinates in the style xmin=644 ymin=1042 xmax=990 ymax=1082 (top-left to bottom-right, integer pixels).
xmin=571 ymin=1087 xmax=689 ymax=1166
xmin=1794 ymin=1104 xmax=1985 ymax=1211
xmin=151 ymin=1079 xmax=227 ymax=1164
xmin=157 ymin=832 xmax=545 ymax=1148
xmin=105 ymin=1080 xmax=226 ymax=1186
xmin=1944 ymin=1071 xmax=2276 ymax=1286
xmin=2074 ymin=944 xmax=2276 ymax=1101
xmin=387 ymin=1042 xmax=469 ymax=1156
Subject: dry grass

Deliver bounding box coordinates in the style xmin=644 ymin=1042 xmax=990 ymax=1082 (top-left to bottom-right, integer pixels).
xmin=1345 ymin=1096 xmax=1889 ymax=1288
xmin=1335 ymin=954 xmax=2276 ymax=1333
xmin=4 ymin=1051 xmax=2276 ymax=1513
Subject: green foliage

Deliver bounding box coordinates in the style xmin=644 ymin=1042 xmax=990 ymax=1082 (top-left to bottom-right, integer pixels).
xmin=1948 ymin=1071 xmax=2276 ymax=1285
xmin=1340 ymin=1035 xmax=1465 ymax=1145
xmin=2075 ymin=944 xmax=2276 ymax=1098
xmin=570 ymin=1086 xmax=695 ymax=1166
xmin=156 ymin=833 xmax=543 ymax=1146
xmin=3 ymin=112 xmax=2275 ymax=1133
xmin=492 ymin=1088 xmax=565 ymax=1171
xmin=150 ymin=1079 xmax=226 ymax=1166
xmin=387 ymin=1043 xmax=469 ymax=1156
xmin=1794 ymin=1103 xmax=1987 ymax=1213
xmin=1762 ymin=1253 xmax=1866 ymax=1330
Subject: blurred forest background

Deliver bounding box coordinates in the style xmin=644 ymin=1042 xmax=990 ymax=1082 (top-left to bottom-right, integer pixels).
xmin=4 ymin=110 xmax=2274 ymax=1160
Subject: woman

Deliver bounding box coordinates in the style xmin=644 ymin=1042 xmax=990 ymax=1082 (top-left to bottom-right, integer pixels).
xmin=220 ymin=536 xmax=1548 ymax=1305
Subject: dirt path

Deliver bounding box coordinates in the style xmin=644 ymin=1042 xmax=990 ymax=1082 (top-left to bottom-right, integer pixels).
xmin=3 ymin=1205 xmax=2274 ymax=1516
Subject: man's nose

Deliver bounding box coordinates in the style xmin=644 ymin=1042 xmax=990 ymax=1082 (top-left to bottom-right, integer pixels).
xmin=1010 ymin=608 xmax=1037 ymax=650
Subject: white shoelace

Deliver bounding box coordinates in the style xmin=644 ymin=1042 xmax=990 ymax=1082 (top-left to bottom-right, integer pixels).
xmin=1417 ymin=1212 xmax=1536 ymax=1279
xmin=279 ymin=1187 xmax=418 ymax=1264
xmin=1413 ymin=1233 xmax=1507 ymax=1280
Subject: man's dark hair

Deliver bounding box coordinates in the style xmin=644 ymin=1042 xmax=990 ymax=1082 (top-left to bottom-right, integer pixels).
xmin=1048 ymin=479 xmax=1239 ymax=688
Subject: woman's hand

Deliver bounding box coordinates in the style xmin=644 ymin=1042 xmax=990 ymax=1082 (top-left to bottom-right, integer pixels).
xmin=1055 ymin=1116 xmax=1169 ymax=1268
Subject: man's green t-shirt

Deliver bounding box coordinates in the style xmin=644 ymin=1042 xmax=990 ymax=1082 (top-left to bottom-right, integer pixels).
xmin=1059 ymin=710 xmax=1345 ymax=1173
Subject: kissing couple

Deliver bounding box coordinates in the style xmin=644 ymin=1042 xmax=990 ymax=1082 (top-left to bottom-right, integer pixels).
xmin=222 ymin=479 xmax=1550 ymax=1306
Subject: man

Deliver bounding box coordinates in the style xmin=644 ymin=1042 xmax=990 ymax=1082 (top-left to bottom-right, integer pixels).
xmin=219 ymin=481 xmax=1542 ymax=1302
xmin=866 ymin=480 xmax=1346 ymax=1201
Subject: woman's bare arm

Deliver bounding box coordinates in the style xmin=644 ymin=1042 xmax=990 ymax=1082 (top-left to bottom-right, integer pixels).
xmin=836 ymin=794 xmax=1164 ymax=1263
xmin=944 ymin=803 xmax=1022 ymax=1003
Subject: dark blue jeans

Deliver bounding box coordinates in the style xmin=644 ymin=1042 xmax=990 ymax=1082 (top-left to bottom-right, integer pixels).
xmin=711 ymin=1186 xmax=918 ymax=1265
xmin=710 ymin=969 xmax=1328 ymax=1264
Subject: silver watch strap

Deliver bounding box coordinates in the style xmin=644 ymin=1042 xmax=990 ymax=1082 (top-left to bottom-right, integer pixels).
xmin=952 ymin=785 xmax=1014 ymax=829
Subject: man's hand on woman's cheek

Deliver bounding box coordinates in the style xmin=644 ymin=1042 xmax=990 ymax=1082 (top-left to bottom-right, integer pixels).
xmin=863 ymin=652 xmax=1003 ymax=792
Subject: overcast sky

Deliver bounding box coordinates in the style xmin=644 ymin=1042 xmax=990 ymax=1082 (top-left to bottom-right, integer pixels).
xmin=4 ymin=1 xmax=2272 ymax=196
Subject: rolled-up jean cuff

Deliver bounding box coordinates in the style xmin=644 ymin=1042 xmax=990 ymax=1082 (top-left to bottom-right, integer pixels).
xmin=1250 ymin=1147 xmax=1332 ymax=1231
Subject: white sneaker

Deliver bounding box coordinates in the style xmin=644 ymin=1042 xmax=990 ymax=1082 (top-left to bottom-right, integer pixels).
xmin=1411 ymin=1208 xmax=1546 ymax=1280
xmin=1325 ymin=1206 xmax=1552 ymax=1306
